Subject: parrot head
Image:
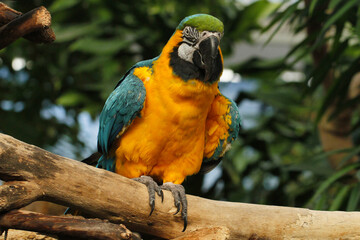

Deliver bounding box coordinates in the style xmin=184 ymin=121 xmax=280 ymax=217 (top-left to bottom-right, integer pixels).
xmin=168 ymin=14 xmax=224 ymax=84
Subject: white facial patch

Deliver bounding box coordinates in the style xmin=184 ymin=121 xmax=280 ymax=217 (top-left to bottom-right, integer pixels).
xmin=178 ymin=43 xmax=195 ymax=63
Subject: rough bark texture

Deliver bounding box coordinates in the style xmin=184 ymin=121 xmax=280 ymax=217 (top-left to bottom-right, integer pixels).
xmin=2 ymin=133 xmax=360 ymax=239
xmin=4 ymin=229 xmax=57 ymax=240
xmin=0 ymin=210 xmax=138 ymax=240
xmin=0 ymin=3 xmax=55 ymax=49
xmin=0 ymin=2 xmax=22 ymax=26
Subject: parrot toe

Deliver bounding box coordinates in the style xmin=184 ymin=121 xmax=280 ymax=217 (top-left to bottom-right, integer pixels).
xmin=133 ymin=176 xmax=163 ymax=216
xmin=161 ymin=182 xmax=188 ymax=232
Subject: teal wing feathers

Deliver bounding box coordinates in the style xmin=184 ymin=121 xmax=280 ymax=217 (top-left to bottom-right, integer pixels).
xmin=97 ymin=58 xmax=157 ymax=171
xmin=200 ymin=96 xmax=241 ymax=173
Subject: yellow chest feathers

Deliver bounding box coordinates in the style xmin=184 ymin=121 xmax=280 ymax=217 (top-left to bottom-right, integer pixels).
xmin=113 ymin=65 xmax=219 ymax=183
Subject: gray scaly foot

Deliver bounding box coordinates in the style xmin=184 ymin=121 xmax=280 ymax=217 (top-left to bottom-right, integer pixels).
xmin=133 ymin=176 xmax=163 ymax=216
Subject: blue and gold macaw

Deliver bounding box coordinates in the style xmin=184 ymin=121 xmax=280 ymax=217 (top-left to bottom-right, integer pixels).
xmin=89 ymin=14 xmax=240 ymax=231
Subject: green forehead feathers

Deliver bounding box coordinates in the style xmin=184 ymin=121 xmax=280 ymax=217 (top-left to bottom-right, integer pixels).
xmin=177 ymin=14 xmax=224 ymax=33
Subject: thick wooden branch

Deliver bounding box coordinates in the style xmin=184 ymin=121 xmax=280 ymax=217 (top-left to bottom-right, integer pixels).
xmin=0 ymin=3 xmax=55 ymax=49
xmin=0 ymin=209 xmax=139 ymax=240
xmin=0 ymin=2 xmax=22 ymax=26
xmin=1 ymin=133 xmax=360 ymax=239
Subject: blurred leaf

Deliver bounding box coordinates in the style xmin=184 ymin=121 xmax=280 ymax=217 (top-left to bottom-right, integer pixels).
xmin=336 ymin=146 xmax=360 ymax=169
xmin=347 ymin=183 xmax=360 ymax=211
xmin=329 ymin=0 xmax=343 ymax=10
xmin=54 ymin=23 xmax=103 ymax=42
xmin=356 ymin=6 xmax=360 ymax=38
xmin=231 ymin=0 xmax=276 ymax=37
xmin=329 ymin=185 xmax=350 ymax=210
xmin=261 ymin=1 xmax=293 ymax=33
xmin=330 ymin=95 xmax=360 ymax=122
xmin=309 ymin=148 xmax=358 ymax=163
xmin=316 ymin=56 xmax=360 ymax=124
xmin=223 ymin=157 xmax=241 ymax=185
xmin=284 ymin=155 xmax=333 ymax=176
xmin=309 ymin=0 xmax=319 ymax=16
xmin=306 ymin=163 xmax=360 ymax=207
xmin=319 ymin=0 xmax=358 ymax=38
xmin=73 ymin=56 xmax=110 ymax=73
xmin=56 ymin=91 xmax=89 ymax=107
xmin=69 ymin=37 xmax=130 ymax=55
xmin=263 ymin=1 xmax=299 ymax=45
xmin=314 ymin=194 xmax=328 ymax=210
xmin=307 ymin=39 xmax=349 ymax=94
xmin=49 ymin=0 xmax=80 ymax=12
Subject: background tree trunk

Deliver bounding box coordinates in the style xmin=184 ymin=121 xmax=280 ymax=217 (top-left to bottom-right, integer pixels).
xmin=304 ymin=0 xmax=360 ymax=169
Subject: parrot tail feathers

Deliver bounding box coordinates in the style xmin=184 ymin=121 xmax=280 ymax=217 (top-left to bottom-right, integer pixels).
xmin=81 ymin=152 xmax=102 ymax=166
xmin=80 ymin=152 xmax=115 ymax=172
xmin=97 ymin=155 xmax=116 ymax=172
xmin=64 ymin=207 xmax=81 ymax=216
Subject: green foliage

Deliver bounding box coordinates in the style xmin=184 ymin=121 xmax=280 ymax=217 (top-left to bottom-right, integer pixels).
xmin=1 ymin=0 xmax=360 ymax=214
xmin=210 ymin=0 xmax=360 ymax=211
xmin=0 ymin=0 xmax=270 ymax=158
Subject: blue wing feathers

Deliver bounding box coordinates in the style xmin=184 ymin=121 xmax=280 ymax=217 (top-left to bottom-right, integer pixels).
xmin=97 ymin=72 xmax=146 ymax=155
xmin=97 ymin=58 xmax=156 ymax=171
xmin=227 ymin=98 xmax=241 ymax=143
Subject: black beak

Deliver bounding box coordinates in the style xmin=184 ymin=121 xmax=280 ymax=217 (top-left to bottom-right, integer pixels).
xmin=193 ymin=36 xmax=221 ymax=82
xmin=209 ymin=36 xmax=219 ymax=59
xmin=199 ymin=35 xmax=219 ymax=61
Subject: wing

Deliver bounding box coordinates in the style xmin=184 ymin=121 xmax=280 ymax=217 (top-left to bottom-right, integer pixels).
xmin=97 ymin=58 xmax=156 ymax=171
xmin=201 ymin=94 xmax=241 ymax=173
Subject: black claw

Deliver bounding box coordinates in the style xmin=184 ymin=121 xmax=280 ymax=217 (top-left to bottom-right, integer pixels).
xmin=160 ymin=190 xmax=164 ymax=202
xmin=181 ymin=199 xmax=188 ymax=232
xmin=161 ymin=182 xmax=188 ymax=231
xmin=182 ymin=215 xmax=187 ymax=232
xmin=4 ymin=229 xmax=8 ymax=240
xmin=149 ymin=195 xmax=155 ymax=216
xmin=149 ymin=204 xmax=155 ymax=216
xmin=157 ymin=189 xmax=164 ymax=202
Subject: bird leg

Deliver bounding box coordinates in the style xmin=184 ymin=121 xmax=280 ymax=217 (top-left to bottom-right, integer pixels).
xmin=132 ymin=176 xmax=163 ymax=216
xmin=133 ymin=177 xmax=188 ymax=231
xmin=161 ymin=182 xmax=188 ymax=232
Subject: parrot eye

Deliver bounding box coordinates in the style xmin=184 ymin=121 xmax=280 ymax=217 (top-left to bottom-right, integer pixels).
xmin=183 ymin=26 xmax=199 ymax=43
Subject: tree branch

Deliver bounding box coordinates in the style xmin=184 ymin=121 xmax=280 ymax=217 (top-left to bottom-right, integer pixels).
xmin=0 ymin=2 xmax=22 ymax=26
xmin=1 ymin=133 xmax=360 ymax=239
xmin=0 ymin=3 xmax=55 ymax=49
xmin=0 ymin=210 xmax=139 ymax=240
xmin=0 ymin=181 xmax=42 ymax=212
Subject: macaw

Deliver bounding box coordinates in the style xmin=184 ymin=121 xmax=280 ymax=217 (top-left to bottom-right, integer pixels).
xmin=96 ymin=14 xmax=241 ymax=231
